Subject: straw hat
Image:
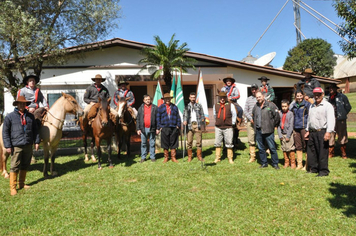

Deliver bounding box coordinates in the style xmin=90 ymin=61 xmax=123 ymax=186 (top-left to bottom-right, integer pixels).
xmin=162 ymin=93 xmax=173 ymax=99
xmin=216 ymin=91 xmax=228 ymax=97
xmin=303 ymin=68 xmax=315 ymax=75
xmin=91 ymin=74 xmax=106 ymax=82
xmin=118 ymin=80 xmax=129 ymax=86
xmin=13 ymin=96 xmax=31 ymax=106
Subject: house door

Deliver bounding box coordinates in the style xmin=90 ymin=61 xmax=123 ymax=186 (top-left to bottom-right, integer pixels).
xmin=130 ymin=86 xmax=147 ymax=110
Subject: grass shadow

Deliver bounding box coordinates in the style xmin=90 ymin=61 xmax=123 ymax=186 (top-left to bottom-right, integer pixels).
xmin=328 ymin=182 xmax=356 ymax=217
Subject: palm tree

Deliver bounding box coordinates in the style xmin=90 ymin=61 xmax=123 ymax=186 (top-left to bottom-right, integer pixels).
xmin=139 ymin=34 xmax=196 ymax=90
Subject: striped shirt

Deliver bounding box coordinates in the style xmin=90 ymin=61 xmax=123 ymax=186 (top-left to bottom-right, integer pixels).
xmin=244 ymin=95 xmax=257 ymax=121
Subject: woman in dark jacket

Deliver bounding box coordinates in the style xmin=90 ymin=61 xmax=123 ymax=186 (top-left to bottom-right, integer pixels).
xmin=290 ymin=90 xmax=311 ymax=170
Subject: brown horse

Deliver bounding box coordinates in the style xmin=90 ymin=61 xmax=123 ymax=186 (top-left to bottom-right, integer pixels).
xmin=81 ymin=96 xmax=115 ymax=170
xmin=115 ymin=97 xmax=136 ymax=158
xmin=0 ymin=92 xmax=83 ymax=178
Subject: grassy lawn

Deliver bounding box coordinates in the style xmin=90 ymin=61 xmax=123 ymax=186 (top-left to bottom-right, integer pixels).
xmin=345 ymin=92 xmax=356 ymax=113
xmin=1 ymin=139 xmax=356 ymax=235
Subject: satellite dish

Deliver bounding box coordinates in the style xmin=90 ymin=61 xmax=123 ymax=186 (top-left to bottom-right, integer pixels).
xmin=254 ymin=52 xmax=276 ymax=66
xmin=147 ymin=65 xmax=159 ymax=75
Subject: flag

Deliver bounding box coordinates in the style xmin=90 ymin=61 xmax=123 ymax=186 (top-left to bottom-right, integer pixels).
xmin=175 ymin=74 xmax=184 ymax=121
xmin=153 ymin=81 xmax=163 ymax=107
xmin=170 ymin=74 xmax=176 ymax=104
xmin=196 ymin=71 xmax=210 ymax=125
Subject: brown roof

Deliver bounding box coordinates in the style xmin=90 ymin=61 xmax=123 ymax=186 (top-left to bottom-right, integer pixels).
xmin=57 ymin=37 xmax=342 ymax=84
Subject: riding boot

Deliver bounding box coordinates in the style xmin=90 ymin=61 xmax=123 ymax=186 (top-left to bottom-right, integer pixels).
xmin=227 ymin=148 xmax=234 ymax=164
xmin=197 ymin=149 xmax=204 ymax=161
xmin=290 ymin=151 xmax=296 ymax=169
xmin=328 ymin=146 xmax=335 ymax=158
xmin=214 ymin=147 xmax=221 ymax=163
xmin=340 ymin=144 xmax=347 ymax=159
xmin=187 ymin=149 xmax=193 ymax=162
xmin=18 ymin=170 xmax=30 ymax=189
xmin=248 ymin=146 xmax=256 ymax=163
xmin=171 ymin=149 xmax=178 ymax=163
xmin=163 ymin=149 xmax=169 ymax=163
xmin=10 ymin=172 xmax=18 ymax=196
xmin=296 ymin=150 xmax=303 ymax=170
xmin=283 ymin=152 xmax=289 ymax=168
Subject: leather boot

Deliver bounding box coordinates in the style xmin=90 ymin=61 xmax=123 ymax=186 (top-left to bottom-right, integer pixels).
xmin=328 ymin=146 xmax=335 ymax=158
xmin=340 ymin=144 xmax=347 ymax=159
xmin=296 ymin=150 xmax=303 ymax=170
xmin=187 ymin=149 xmax=193 ymax=162
xmin=171 ymin=149 xmax=178 ymax=163
xmin=18 ymin=170 xmax=30 ymax=189
xmin=227 ymin=148 xmax=234 ymax=164
xmin=197 ymin=149 xmax=204 ymax=161
xmin=10 ymin=172 xmax=18 ymax=196
xmin=214 ymin=147 xmax=221 ymax=163
xmin=163 ymin=149 xmax=169 ymax=163
xmin=283 ymin=152 xmax=289 ymax=168
xmin=290 ymin=151 xmax=296 ymax=169
xmin=302 ymin=153 xmax=308 ymax=171
xmin=248 ymin=146 xmax=256 ymax=163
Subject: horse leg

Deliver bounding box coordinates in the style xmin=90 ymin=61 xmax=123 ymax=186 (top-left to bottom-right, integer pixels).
xmin=91 ymin=137 xmax=96 ymax=162
xmin=50 ymin=145 xmax=59 ymax=177
xmin=126 ymin=135 xmax=131 ymax=158
xmin=83 ymin=134 xmax=89 ymax=162
xmin=96 ymin=138 xmax=102 ymax=170
xmin=107 ymin=139 xmax=113 ymax=168
xmin=1 ymin=151 xmax=10 ymax=179
xmin=43 ymin=143 xmax=50 ymax=178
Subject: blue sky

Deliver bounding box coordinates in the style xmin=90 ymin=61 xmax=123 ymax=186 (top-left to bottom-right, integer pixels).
xmin=111 ymin=0 xmax=344 ymax=68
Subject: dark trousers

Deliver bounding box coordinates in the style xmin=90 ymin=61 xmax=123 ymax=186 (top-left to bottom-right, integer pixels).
xmin=255 ymin=128 xmax=279 ymax=166
xmin=10 ymin=145 xmax=33 ymax=172
xmin=307 ymin=130 xmax=329 ymax=175
xmin=161 ymin=127 xmax=179 ymax=149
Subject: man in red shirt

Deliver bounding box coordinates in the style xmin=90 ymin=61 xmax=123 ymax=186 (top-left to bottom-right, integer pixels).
xmin=136 ymin=95 xmax=158 ymax=162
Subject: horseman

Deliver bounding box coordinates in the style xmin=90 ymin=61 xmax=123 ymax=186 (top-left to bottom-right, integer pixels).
xmin=220 ymin=76 xmax=243 ymax=148
xmin=17 ymin=74 xmax=49 ymax=114
xmin=83 ymin=74 xmax=117 ymax=126
xmin=114 ymin=80 xmax=137 ymax=119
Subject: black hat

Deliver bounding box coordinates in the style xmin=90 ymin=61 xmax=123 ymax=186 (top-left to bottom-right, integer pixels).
xmin=118 ymin=80 xmax=129 ymax=86
xmin=327 ymin=84 xmax=340 ymax=90
xmin=251 ymin=83 xmax=258 ymax=89
xmin=258 ymin=76 xmax=269 ymax=81
xmin=23 ymin=75 xmax=40 ymax=85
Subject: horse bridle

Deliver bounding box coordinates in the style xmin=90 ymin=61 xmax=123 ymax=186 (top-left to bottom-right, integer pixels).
xmin=117 ymin=102 xmax=134 ymax=126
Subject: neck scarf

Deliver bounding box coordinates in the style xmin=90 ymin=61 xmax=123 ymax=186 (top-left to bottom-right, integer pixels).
xmin=217 ymin=103 xmax=226 ymax=121
xmin=18 ymin=110 xmax=27 ymax=125
xmin=166 ymin=104 xmax=171 ymax=116
xmin=281 ymin=112 xmax=287 ymax=130
xmin=261 ymin=85 xmax=268 ymax=93
xmin=94 ymin=84 xmax=101 ymax=92
xmin=330 ymin=93 xmax=336 ymax=100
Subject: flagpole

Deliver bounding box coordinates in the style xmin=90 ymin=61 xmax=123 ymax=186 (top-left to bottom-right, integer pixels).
xmin=196 ymin=67 xmax=201 ymax=95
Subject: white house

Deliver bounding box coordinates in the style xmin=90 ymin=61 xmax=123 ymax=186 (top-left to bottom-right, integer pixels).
xmin=4 ymin=37 xmax=339 ymax=128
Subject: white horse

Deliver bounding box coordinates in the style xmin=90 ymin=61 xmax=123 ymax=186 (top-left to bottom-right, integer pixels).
xmin=0 ymin=92 xmax=83 ymax=178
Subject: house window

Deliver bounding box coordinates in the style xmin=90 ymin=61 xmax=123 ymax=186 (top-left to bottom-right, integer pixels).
xmin=47 ymin=93 xmax=76 ymax=107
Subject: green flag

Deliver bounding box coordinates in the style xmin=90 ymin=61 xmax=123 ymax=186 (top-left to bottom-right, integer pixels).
xmin=176 ymin=74 xmax=184 ymax=121
xmin=153 ymin=81 xmax=163 ymax=107
xmin=170 ymin=74 xmax=176 ymax=104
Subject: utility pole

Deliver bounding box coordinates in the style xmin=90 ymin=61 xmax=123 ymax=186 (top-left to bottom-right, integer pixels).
xmin=293 ymin=0 xmax=302 ymax=45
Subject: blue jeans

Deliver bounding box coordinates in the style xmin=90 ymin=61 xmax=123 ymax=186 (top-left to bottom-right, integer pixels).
xmin=141 ymin=127 xmax=156 ymax=160
xmin=255 ymin=128 xmax=279 ymax=166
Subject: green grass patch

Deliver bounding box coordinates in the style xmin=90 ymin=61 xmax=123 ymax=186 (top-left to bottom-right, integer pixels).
xmin=345 ymin=92 xmax=356 ymax=113
xmin=1 ymin=139 xmax=356 ymax=235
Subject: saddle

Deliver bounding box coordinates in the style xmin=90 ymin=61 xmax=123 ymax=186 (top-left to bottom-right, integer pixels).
xmin=34 ymin=107 xmax=47 ymax=127
xmin=87 ymin=103 xmax=117 ymax=126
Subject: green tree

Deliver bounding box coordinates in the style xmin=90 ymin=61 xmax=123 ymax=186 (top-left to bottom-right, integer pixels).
xmin=333 ymin=0 xmax=356 ymax=58
xmin=139 ymin=34 xmax=196 ymax=91
xmin=283 ymin=38 xmax=337 ymax=77
xmin=0 ymin=0 xmax=121 ymax=98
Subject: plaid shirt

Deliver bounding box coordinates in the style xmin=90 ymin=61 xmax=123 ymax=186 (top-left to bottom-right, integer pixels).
xmin=157 ymin=103 xmax=181 ymax=129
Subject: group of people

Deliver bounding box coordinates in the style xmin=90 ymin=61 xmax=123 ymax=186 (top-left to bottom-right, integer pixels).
xmin=2 ymin=69 xmax=351 ymax=195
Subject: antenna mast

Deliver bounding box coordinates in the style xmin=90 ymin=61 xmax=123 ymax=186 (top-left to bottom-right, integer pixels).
xmin=293 ymin=0 xmax=302 ymax=45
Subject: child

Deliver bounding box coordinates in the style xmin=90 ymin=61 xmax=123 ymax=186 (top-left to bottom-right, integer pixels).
xmin=258 ymin=76 xmax=275 ymax=102
xmin=277 ymin=99 xmax=296 ymax=168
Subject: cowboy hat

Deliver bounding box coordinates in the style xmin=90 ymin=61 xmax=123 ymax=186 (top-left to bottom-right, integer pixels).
xmin=118 ymin=80 xmax=129 ymax=86
xmin=303 ymin=68 xmax=315 ymax=75
xmin=13 ymin=96 xmax=31 ymax=106
xmin=257 ymin=76 xmax=269 ymax=81
xmin=216 ymin=91 xmax=228 ymax=97
xmin=162 ymin=93 xmax=173 ymax=99
xmin=91 ymin=74 xmax=106 ymax=82
xmin=326 ymin=83 xmax=340 ymax=90
xmin=23 ymin=75 xmax=40 ymax=85
xmin=223 ymin=76 xmax=235 ymax=84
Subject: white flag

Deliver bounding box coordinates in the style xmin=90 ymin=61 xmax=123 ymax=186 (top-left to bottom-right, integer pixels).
xmin=196 ymin=71 xmax=209 ymax=125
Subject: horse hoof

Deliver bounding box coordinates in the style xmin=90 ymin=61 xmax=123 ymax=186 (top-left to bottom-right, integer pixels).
xmin=91 ymin=156 xmax=97 ymax=162
xmin=2 ymin=172 xmax=9 ymax=179
xmin=52 ymin=171 xmax=58 ymax=177
xmin=84 ymin=158 xmax=89 ymax=162
xmin=98 ymin=167 xmax=102 ymax=170
xmin=109 ymin=166 xmax=114 ymax=169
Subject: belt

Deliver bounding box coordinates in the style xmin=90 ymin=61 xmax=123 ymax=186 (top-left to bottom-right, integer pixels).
xmin=309 ymin=128 xmax=326 ymax=132
xmin=191 ymin=121 xmax=198 ymax=125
